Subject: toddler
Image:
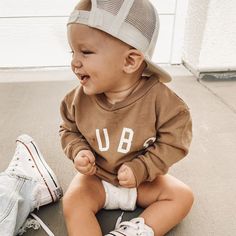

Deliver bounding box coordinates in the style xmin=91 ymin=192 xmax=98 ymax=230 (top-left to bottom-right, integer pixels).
xmin=60 ymin=0 xmax=194 ymax=235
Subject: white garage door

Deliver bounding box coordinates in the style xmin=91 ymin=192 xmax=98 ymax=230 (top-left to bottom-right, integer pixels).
xmin=0 ymin=0 xmax=188 ymax=68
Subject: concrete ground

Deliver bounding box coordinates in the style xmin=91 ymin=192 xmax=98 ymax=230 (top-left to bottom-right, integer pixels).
xmin=0 ymin=66 xmax=236 ymax=235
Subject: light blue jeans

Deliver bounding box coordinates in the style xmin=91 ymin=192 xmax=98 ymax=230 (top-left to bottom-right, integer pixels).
xmin=0 ymin=172 xmax=38 ymax=236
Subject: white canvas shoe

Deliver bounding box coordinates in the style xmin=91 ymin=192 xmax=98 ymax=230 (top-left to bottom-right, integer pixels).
xmin=5 ymin=134 xmax=63 ymax=207
xmin=105 ymin=217 xmax=154 ymax=236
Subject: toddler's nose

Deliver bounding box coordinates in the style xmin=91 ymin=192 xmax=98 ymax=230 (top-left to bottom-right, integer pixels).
xmin=71 ymin=53 xmax=83 ymax=69
xmin=71 ymin=59 xmax=82 ymax=69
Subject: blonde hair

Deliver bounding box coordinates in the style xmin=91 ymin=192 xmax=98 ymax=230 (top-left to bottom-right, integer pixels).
xmin=74 ymin=0 xmax=91 ymax=10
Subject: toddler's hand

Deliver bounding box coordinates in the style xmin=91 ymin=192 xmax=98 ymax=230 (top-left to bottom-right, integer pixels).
xmin=74 ymin=150 xmax=96 ymax=175
xmin=117 ymin=164 xmax=136 ymax=188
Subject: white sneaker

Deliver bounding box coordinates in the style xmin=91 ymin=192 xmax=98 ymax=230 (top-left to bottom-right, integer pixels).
xmin=5 ymin=134 xmax=63 ymax=207
xmin=105 ymin=217 xmax=154 ymax=236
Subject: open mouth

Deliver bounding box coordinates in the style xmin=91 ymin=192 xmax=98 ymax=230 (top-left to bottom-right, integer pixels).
xmin=73 ymin=68 xmax=90 ymax=84
xmin=80 ymin=75 xmax=90 ymax=84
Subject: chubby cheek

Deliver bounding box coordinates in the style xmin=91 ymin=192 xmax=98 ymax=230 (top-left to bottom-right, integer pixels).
xmin=107 ymin=59 xmax=123 ymax=75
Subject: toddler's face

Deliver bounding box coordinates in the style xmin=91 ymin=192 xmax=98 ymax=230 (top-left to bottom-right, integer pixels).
xmin=67 ymin=24 xmax=131 ymax=95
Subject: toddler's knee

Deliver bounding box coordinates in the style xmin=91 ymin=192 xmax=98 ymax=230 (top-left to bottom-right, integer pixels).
xmin=63 ymin=186 xmax=102 ymax=217
xmin=62 ymin=189 xmax=88 ymax=216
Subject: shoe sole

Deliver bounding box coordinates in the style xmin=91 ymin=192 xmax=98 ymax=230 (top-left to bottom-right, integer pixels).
xmin=16 ymin=134 xmax=63 ymax=205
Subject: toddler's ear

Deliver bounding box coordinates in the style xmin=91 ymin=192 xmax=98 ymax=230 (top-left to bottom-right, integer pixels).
xmin=123 ymin=49 xmax=145 ymax=74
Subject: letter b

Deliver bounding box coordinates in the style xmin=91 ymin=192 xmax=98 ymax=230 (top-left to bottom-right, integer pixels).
xmin=117 ymin=128 xmax=134 ymax=154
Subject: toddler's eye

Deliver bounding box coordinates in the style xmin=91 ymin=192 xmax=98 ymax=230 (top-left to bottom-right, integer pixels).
xmin=82 ymin=50 xmax=93 ymax=55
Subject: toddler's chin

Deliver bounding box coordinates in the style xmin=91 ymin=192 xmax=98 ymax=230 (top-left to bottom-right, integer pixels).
xmin=82 ymin=87 xmax=97 ymax=96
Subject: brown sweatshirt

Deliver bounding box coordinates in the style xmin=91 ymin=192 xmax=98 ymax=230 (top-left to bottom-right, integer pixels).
xmin=60 ymin=76 xmax=192 ymax=186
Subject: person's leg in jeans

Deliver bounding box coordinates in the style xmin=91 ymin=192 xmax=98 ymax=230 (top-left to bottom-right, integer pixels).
xmin=0 ymin=134 xmax=63 ymax=236
xmin=0 ymin=173 xmax=40 ymax=235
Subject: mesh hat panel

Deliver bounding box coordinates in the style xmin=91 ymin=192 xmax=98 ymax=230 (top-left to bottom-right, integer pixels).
xmin=97 ymin=0 xmax=124 ymax=16
xmin=125 ymin=0 xmax=157 ymax=43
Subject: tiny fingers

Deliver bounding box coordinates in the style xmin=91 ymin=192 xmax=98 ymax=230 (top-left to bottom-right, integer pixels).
xmin=82 ymin=150 xmax=96 ymax=164
xmin=118 ymin=180 xmax=135 ymax=188
xmin=76 ymin=162 xmax=96 ymax=175
xmin=118 ymin=179 xmax=128 ymax=187
xmin=117 ymin=170 xmax=127 ymax=181
xmin=117 ymin=165 xmax=136 ymax=188
xmin=85 ymin=164 xmax=97 ymax=176
xmin=75 ymin=155 xmax=89 ymax=167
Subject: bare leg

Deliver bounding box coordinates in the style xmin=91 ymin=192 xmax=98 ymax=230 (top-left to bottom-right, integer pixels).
xmin=63 ymin=173 xmax=106 ymax=236
xmin=137 ymin=174 xmax=194 ymax=236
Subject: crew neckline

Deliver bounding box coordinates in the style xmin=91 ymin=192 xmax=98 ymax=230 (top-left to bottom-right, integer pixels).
xmin=93 ymin=76 xmax=159 ymax=111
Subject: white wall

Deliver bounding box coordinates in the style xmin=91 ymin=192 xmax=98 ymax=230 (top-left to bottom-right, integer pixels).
xmin=183 ymin=0 xmax=236 ymax=76
xmin=0 ymin=0 xmax=187 ymax=69
xmin=0 ymin=0 xmax=78 ymax=68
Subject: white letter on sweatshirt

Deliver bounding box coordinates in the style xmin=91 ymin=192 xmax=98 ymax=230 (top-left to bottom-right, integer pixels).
xmin=96 ymin=128 xmax=109 ymax=151
xmin=117 ymin=128 xmax=134 ymax=153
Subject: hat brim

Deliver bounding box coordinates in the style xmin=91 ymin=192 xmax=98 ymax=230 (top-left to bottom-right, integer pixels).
xmin=143 ymin=57 xmax=172 ymax=83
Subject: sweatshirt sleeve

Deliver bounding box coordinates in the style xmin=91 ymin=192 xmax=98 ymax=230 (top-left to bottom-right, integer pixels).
xmin=59 ymin=92 xmax=91 ymax=161
xmin=125 ymin=88 xmax=192 ymax=186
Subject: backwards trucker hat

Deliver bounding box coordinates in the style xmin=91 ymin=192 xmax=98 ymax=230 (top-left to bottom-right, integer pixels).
xmin=67 ymin=0 xmax=172 ymax=83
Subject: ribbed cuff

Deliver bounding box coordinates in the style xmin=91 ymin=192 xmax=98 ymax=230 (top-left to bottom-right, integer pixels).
xmin=67 ymin=145 xmax=91 ymax=162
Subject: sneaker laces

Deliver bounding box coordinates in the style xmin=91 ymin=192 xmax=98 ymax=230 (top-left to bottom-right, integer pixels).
xmin=18 ymin=213 xmax=55 ymax=236
xmin=30 ymin=213 xmax=55 ymax=236
xmin=114 ymin=213 xmax=148 ymax=235
xmin=117 ymin=221 xmax=147 ymax=235
xmin=115 ymin=212 xmax=124 ymax=229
